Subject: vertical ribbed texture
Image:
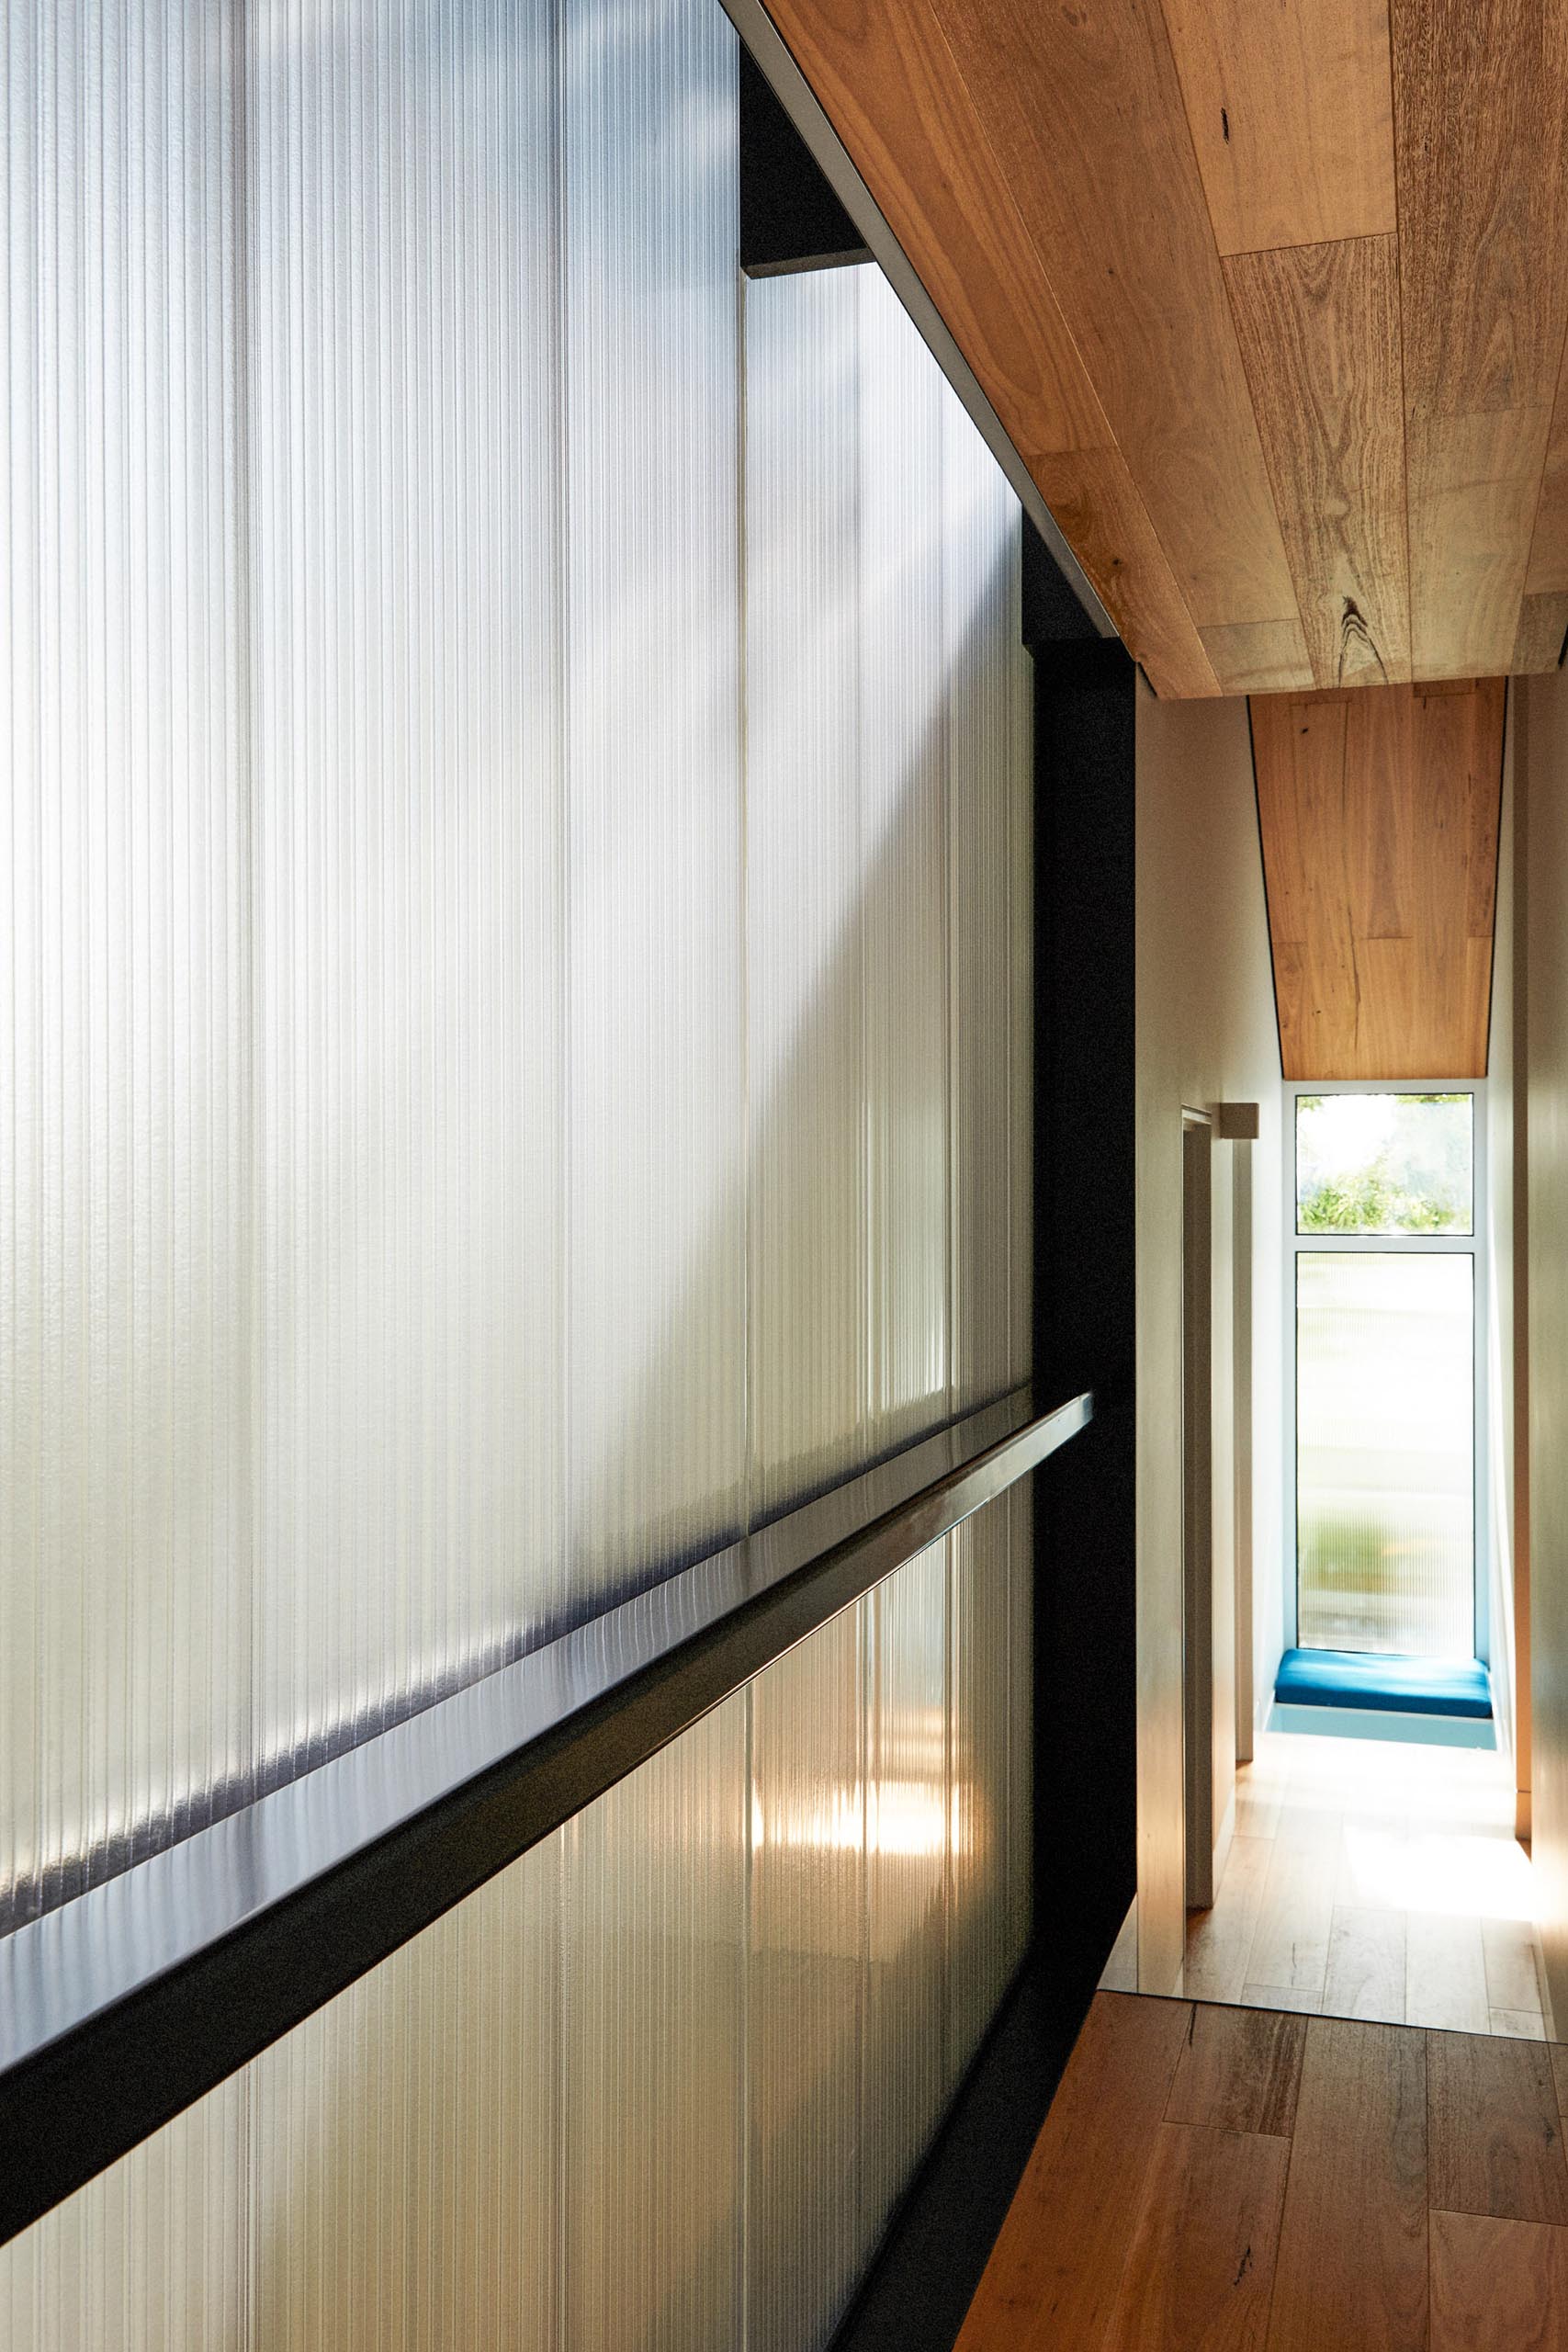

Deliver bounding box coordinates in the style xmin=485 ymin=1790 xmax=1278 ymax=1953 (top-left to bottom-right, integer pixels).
xmin=860 ymin=273 xmax=951 ymax=1455
xmin=563 ymin=1693 xmax=747 ymax=2350
xmin=948 ymin=1506 xmax=1013 ymax=2075
xmin=563 ymin=0 xmax=747 ymax=1598
xmin=748 ymin=1606 xmax=866 ymax=2352
xmin=0 ymin=2074 xmax=249 ymax=2350
xmin=251 ymin=1837 xmax=558 ymax=2351
xmin=943 ymin=368 xmax=1020 ymax=1412
xmin=247 ymin=0 xmax=566 ymax=1782
xmin=1007 ymin=1484 xmax=1036 ymax=1967
xmin=745 ymin=272 xmax=867 ymax=1517
xmin=863 ymin=1540 xmax=951 ymax=2244
xmin=1009 ymin=632 xmax=1035 ymax=1390
xmin=2 ymin=5 xmax=1036 ymax=2343
xmin=0 ymin=0 xmax=250 ymax=1930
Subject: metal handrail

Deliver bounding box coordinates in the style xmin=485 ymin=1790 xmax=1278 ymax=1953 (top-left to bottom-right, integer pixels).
xmin=0 ymin=1382 xmax=1090 ymax=2247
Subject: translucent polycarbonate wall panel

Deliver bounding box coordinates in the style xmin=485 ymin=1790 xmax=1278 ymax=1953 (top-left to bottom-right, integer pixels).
xmin=860 ymin=275 xmax=952 ymax=1453
xmin=744 ymin=271 xmax=868 ymax=1517
xmin=942 ymin=373 xmax=1023 ymax=1412
xmin=1009 ymin=650 xmax=1036 ymax=1391
xmin=948 ymin=1504 xmax=1014 ymax=2075
xmin=563 ymin=0 xmax=747 ymax=1597
xmin=246 ymin=0 xmax=566 ymax=1777
xmin=0 ymin=2071 xmax=248 ymax=2352
xmin=863 ymin=1540 xmax=951 ymax=2242
xmin=564 ymin=1693 xmax=747 ymax=2351
xmin=1006 ymin=1484 xmax=1034 ymax=1963
xmin=252 ymin=1835 xmax=558 ymax=2352
xmin=1297 ymin=1252 xmax=1475 ymax=1657
xmin=748 ymin=1606 xmax=866 ymax=2352
xmin=0 ymin=0 xmax=250 ymax=1930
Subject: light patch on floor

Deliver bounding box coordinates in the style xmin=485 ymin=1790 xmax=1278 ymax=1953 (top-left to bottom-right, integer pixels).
xmin=1115 ymin=1728 xmax=1551 ymax=2041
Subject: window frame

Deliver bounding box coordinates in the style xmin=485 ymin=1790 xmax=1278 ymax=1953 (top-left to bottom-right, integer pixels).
xmin=1281 ymin=1078 xmax=1489 ymax=1663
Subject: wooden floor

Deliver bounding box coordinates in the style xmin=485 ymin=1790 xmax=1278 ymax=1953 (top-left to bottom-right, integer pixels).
xmin=955 ymin=1990 xmax=1568 ymax=2349
xmin=1112 ymin=1728 xmax=1551 ymax=2038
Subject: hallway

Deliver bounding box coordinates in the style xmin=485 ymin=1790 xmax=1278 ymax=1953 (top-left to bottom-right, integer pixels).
xmin=956 ymin=1990 xmax=1568 ymax=2349
xmin=1168 ymin=1730 xmax=1549 ymax=2038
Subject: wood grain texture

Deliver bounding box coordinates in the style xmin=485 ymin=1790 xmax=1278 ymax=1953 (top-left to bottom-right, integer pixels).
xmin=1103 ymin=2122 xmax=1288 ymax=2350
xmin=1160 ymin=0 xmax=1396 ymax=255
xmin=1406 ymin=406 xmax=1555 ymax=680
xmin=1201 ymin=618 xmax=1314 ymax=695
xmin=1224 ymin=236 xmax=1410 ymax=688
xmin=1251 ymin=678 xmax=1506 ymax=1079
xmin=1515 ymin=593 xmax=1568 ymax=674
xmin=953 ymin=1993 xmax=1192 ymax=2351
xmin=759 ymin=0 xmax=1220 ymax=696
xmin=1166 ymin=2002 xmax=1305 ymax=2136
xmin=922 ymin=0 xmax=1298 ymax=633
xmin=1265 ymin=2017 xmax=1428 ymax=2352
xmin=1427 ymin=2031 xmax=1568 ymax=2225
xmin=759 ymin=0 xmax=1568 ymax=696
xmin=1429 ymin=2208 xmax=1568 ymax=2349
xmin=1393 ymin=0 xmax=1568 ymax=679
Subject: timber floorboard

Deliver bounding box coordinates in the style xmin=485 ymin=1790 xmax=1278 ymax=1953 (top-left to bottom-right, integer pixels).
xmin=956 ymin=1991 xmax=1568 ymax=2351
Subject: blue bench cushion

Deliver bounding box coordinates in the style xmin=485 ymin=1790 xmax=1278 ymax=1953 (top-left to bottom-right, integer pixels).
xmin=1274 ymin=1647 xmax=1492 ymax=1720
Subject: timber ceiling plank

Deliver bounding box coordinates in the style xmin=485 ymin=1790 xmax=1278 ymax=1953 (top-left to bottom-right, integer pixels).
xmin=1513 ymin=592 xmax=1568 ymax=673
xmin=1525 ymin=396 xmax=1568 ymax=603
xmin=1251 ymin=680 xmax=1504 ymax=1080
xmin=1224 ymin=235 xmax=1411 ymax=690
xmin=921 ymin=0 xmax=1308 ymax=651
xmin=757 ymin=0 xmax=1220 ymax=696
xmin=1160 ymin=0 xmax=1397 ymax=256
xmin=1201 ymin=617 xmax=1315 ymax=695
xmin=1392 ymin=0 xmax=1568 ymax=679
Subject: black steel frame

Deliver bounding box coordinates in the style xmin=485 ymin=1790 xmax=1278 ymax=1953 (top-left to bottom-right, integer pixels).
xmin=0 ymin=1383 xmax=1089 ymax=2250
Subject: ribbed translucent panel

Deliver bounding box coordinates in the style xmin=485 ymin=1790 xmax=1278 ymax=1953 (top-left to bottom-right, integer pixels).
xmin=564 ymin=1694 xmax=747 ymax=2351
xmin=948 ymin=1507 xmax=1014 ymax=2075
xmin=4 ymin=0 xmax=1037 ymax=2334
xmin=0 ymin=1510 xmax=1035 ymax=2349
xmin=0 ymin=2074 xmax=248 ymax=2352
xmin=247 ymin=0 xmax=567 ymax=1778
xmin=1009 ymin=655 xmax=1035 ymax=1390
xmin=0 ymin=0 xmax=249 ymax=1930
xmin=745 ymin=271 xmax=868 ymax=1516
xmin=863 ymin=1540 xmax=951 ymax=2243
xmin=749 ymin=1605 xmax=866 ymax=2352
xmin=744 ymin=266 xmax=1032 ymax=1511
xmin=1007 ymin=1485 xmax=1035 ymax=1959
xmin=251 ymin=1836 xmax=559 ymax=2351
xmin=563 ymin=0 xmax=747 ymax=1596
xmin=942 ymin=369 xmax=1023 ymax=1411
xmin=860 ymin=277 xmax=951 ymax=1454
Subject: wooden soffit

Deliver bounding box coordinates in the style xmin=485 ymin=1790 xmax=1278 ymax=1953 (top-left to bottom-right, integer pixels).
xmin=1251 ymin=678 xmax=1506 ymax=1080
xmin=761 ymin=0 xmax=1568 ymax=697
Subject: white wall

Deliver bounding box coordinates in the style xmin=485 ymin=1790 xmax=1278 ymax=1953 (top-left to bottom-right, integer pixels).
xmin=1135 ymin=683 xmax=1283 ymax=1992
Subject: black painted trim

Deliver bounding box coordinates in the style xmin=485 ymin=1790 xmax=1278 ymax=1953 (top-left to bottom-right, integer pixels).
xmin=739 ymin=44 xmax=871 ymax=276
xmin=0 ymin=1384 xmax=1090 ymax=2250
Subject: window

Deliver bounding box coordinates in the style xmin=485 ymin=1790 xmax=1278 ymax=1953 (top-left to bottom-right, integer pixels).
xmin=1288 ymin=1090 xmax=1483 ymax=1661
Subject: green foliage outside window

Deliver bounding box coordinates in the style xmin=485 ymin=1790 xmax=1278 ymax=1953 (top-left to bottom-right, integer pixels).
xmin=1295 ymin=1092 xmax=1471 ymax=1235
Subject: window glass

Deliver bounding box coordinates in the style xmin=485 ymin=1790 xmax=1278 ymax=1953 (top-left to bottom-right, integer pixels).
xmin=1295 ymin=1091 xmax=1472 ymax=1235
xmin=1296 ymin=1252 xmax=1473 ymax=1657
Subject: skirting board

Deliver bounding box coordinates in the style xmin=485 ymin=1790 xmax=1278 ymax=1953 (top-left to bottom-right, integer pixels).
xmin=1267 ymin=1701 xmax=1497 ymax=1750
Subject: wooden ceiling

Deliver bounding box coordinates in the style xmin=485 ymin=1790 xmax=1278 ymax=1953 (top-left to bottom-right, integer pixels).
xmin=1251 ymin=678 xmax=1505 ymax=1079
xmin=763 ymin=0 xmax=1568 ymax=697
